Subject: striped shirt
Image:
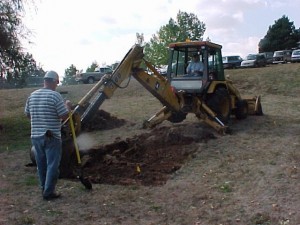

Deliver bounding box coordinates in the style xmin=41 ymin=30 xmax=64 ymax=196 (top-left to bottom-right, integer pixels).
xmin=25 ymin=88 xmax=69 ymax=139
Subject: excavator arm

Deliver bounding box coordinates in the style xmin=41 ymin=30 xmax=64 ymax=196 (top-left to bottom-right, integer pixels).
xmin=64 ymin=42 xmax=262 ymax=137
xmin=65 ymin=44 xmax=181 ymax=133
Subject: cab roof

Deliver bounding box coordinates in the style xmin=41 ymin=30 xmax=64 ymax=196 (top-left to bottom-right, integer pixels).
xmin=169 ymin=41 xmax=222 ymax=50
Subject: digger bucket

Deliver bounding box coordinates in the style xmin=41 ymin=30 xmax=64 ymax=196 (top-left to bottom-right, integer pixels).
xmin=243 ymin=95 xmax=263 ymax=115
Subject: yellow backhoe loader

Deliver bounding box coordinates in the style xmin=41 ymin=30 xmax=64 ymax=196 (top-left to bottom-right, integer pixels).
xmin=31 ymin=40 xmax=263 ymax=184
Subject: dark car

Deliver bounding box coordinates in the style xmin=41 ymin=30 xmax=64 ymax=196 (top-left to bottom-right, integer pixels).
xmin=75 ymin=67 xmax=113 ymax=84
xmin=222 ymin=55 xmax=243 ymax=69
xmin=241 ymin=54 xmax=267 ymax=68
xmin=260 ymin=52 xmax=274 ymax=64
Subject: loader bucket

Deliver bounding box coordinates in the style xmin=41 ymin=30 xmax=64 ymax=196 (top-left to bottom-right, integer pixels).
xmin=243 ymin=95 xmax=263 ymax=115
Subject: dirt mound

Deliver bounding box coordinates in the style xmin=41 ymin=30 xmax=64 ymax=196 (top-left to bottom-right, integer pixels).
xmin=60 ymin=110 xmax=217 ymax=186
xmin=83 ymin=109 xmax=126 ymax=131
xmin=80 ymin=125 xmax=216 ymax=186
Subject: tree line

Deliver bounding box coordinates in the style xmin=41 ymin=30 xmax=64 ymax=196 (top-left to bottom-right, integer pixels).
xmin=259 ymin=15 xmax=300 ymax=52
xmin=0 ymin=0 xmax=45 ymax=88
xmin=1 ymin=1 xmax=299 ymax=87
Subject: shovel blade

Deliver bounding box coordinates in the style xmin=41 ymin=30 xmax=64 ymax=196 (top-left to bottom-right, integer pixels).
xmin=78 ymin=176 xmax=92 ymax=190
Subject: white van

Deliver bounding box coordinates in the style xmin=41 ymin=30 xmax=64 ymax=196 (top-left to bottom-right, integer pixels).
xmin=291 ymin=49 xmax=300 ymax=63
xmin=273 ymin=50 xmax=292 ymax=64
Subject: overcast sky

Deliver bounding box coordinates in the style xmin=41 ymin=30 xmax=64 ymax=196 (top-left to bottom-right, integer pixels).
xmin=23 ymin=0 xmax=300 ymax=77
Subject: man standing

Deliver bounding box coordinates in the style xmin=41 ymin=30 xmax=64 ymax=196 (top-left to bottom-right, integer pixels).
xmin=25 ymin=70 xmax=71 ymax=200
xmin=186 ymin=53 xmax=204 ymax=76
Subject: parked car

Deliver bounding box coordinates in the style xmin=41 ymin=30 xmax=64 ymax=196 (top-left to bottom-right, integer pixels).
xmin=222 ymin=55 xmax=243 ymax=69
xmin=157 ymin=65 xmax=168 ymax=76
xmin=171 ymin=61 xmax=185 ymax=75
xmin=241 ymin=54 xmax=267 ymax=68
xmin=260 ymin=52 xmax=274 ymax=64
xmin=291 ymin=49 xmax=300 ymax=63
xmin=75 ymin=67 xmax=113 ymax=84
xmin=273 ymin=50 xmax=292 ymax=64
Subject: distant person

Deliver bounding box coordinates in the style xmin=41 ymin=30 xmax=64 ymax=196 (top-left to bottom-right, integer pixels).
xmin=186 ymin=53 xmax=204 ymax=76
xmin=25 ymin=70 xmax=71 ymax=201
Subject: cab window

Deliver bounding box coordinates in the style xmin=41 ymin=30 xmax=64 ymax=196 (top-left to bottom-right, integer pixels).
xmin=208 ymin=48 xmax=223 ymax=80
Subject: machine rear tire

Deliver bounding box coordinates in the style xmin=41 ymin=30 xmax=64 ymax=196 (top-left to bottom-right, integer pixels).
xmin=206 ymin=87 xmax=231 ymax=124
xmin=30 ymin=146 xmax=36 ymax=166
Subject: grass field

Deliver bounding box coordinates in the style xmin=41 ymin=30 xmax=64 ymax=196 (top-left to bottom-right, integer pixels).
xmin=0 ymin=63 xmax=300 ymax=225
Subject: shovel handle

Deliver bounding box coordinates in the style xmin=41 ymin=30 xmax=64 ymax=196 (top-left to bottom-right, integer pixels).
xmin=69 ymin=112 xmax=81 ymax=164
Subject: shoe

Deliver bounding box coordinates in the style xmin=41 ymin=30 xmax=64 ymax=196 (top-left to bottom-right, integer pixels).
xmin=43 ymin=192 xmax=61 ymax=201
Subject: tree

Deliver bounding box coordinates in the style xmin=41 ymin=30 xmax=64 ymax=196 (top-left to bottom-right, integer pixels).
xmin=1 ymin=0 xmax=26 ymax=74
xmin=5 ymin=48 xmax=38 ymax=87
xmin=110 ymin=62 xmax=120 ymax=70
xmin=0 ymin=0 xmax=40 ymax=86
xmin=144 ymin=11 xmax=206 ymax=66
xmin=62 ymin=64 xmax=78 ymax=85
xmin=65 ymin=64 xmax=78 ymax=77
xmin=259 ymin=15 xmax=300 ymax=52
xmin=0 ymin=0 xmax=23 ymax=51
xmin=86 ymin=61 xmax=99 ymax=72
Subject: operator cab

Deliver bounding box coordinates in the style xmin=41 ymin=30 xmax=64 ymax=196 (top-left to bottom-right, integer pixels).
xmin=167 ymin=41 xmax=225 ymax=94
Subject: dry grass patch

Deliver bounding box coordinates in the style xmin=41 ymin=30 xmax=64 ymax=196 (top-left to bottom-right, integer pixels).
xmin=0 ymin=64 xmax=300 ymax=224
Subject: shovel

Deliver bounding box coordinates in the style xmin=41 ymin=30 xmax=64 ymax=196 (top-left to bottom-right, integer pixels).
xmin=68 ymin=112 xmax=92 ymax=190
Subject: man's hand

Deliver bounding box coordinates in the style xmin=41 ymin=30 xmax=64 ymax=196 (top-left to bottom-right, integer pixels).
xmin=64 ymin=100 xmax=72 ymax=111
xmin=192 ymin=70 xmax=203 ymax=76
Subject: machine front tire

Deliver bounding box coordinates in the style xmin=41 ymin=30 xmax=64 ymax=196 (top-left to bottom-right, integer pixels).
xmin=167 ymin=111 xmax=187 ymax=123
xmin=206 ymin=87 xmax=231 ymax=124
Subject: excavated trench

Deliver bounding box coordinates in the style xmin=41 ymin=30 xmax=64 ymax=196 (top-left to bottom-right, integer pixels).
xmin=62 ymin=110 xmax=216 ymax=186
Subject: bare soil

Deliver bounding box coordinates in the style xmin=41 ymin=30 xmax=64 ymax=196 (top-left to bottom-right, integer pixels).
xmin=75 ymin=110 xmax=216 ymax=187
xmin=0 ymin=64 xmax=300 ymax=225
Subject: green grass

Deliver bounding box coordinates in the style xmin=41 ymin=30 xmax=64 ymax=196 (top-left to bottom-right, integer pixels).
xmin=0 ymin=116 xmax=31 ymax=152
xmin=149 ymin=205 xmax=163 ymax=212
xmin=250 ymin=212 xmax=271 ymax=225
xmin=17 ymin=216 xmax=36 ymax=225
xmin=46 ymin=209 xmax=63 ymax=216
xmin=218 ymin=181 xmax=232 ymax=193
xmin=23 ymin=175 xmax=39 ymax=186
xmin=13 ymin=175 xmax=39 ymax=187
